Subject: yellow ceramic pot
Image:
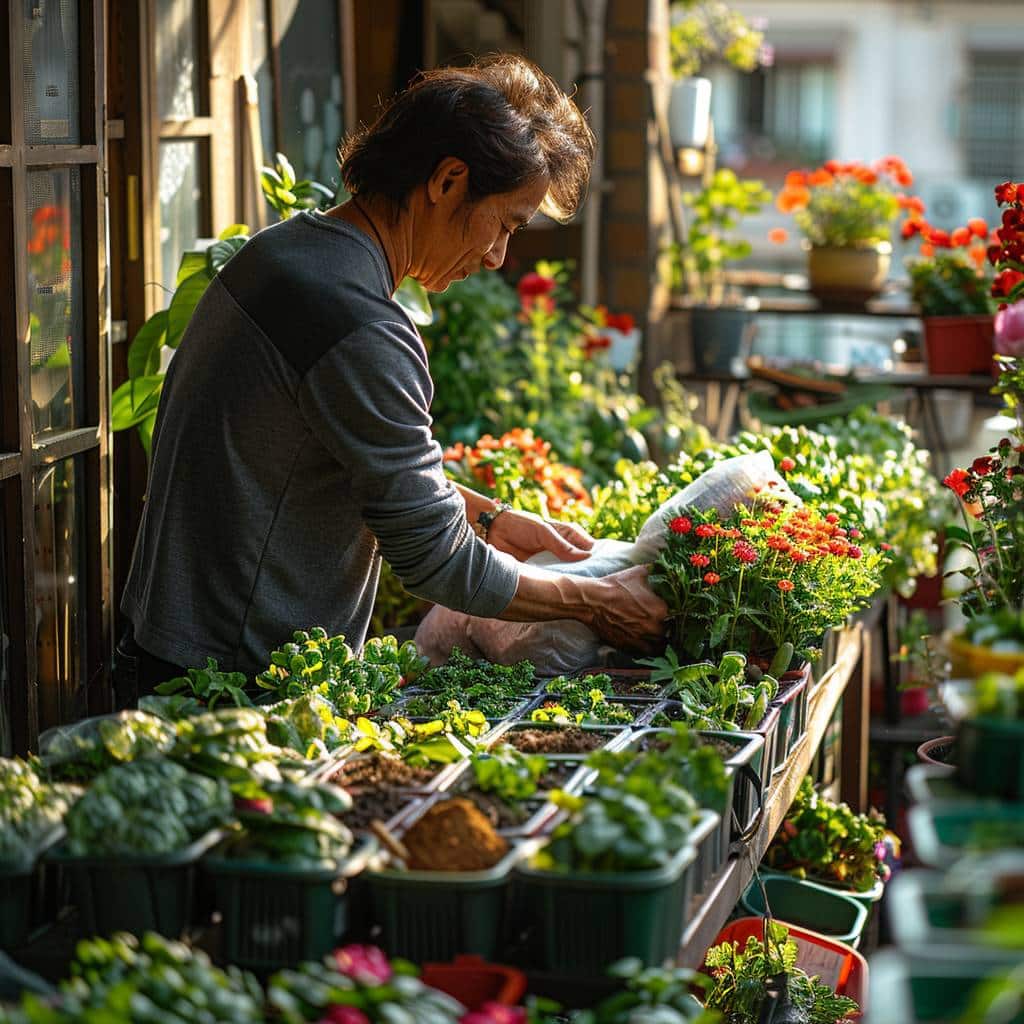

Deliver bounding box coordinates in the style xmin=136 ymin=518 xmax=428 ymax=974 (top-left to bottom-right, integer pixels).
xmin=948 ymin=632 xmax=1024 ymax=678
xmin=806 ymin=242 xmax=892 ymax=303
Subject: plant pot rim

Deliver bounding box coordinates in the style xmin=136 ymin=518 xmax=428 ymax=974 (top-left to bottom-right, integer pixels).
xmin=803 ymin=240 xmax=893 ymax=254
xmin=916 ymin=735 xmax=957 ymax=769
xmin=921 ymin=313 xmax=995 ymax=325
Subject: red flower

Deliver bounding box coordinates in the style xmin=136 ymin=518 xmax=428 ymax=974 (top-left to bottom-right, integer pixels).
xmin=972 ymin=456 xmax=994 ymax=476
xmin=847 ymin=545 xmax=863 ymax=559
xmin=825 ymin=512 xmax=840 ymax=524
xmin=880 ymin=542 xmax=892 ymax=551
xmin=695 ymin=524 xmax=717 ymax=539
xmin=789 ymin=550 xmax=808 ymax=563
xmin=605 ymin=311 xmax=635 ymax=332
xmin=992 ymin=269 xmax=1024 ymax=298
xmin=901 ymin=219 xmax=922 ymax=240
xmin=518 ymin=272 xmax=556 ymax=298
xmin=778 ymin=579 xmax=795 ymax=592
xmin=943 ymin=468 xmax=971 ymax=496
xmin=950 ymin=226 xmax=972 ymax=248
xmin=968 ymin=217 xmax=989 ymax=238
xmin=689 ymin=553 xmax=711 ymax=568
xmin=995 ymin=181 xmax=1020 ymax=205
xmin=703 ymin=572 xmax=721 ymax=585
xmin=768 ymin=227 xmax=789 ymax=245
xmin=925 ymin=227 xmax=952 ymax=248
xmin=670 ymin=515 xmax=693 ymax=535
xmin=766 ymin=534 xmax=791 ymax=551
xmin=324 ymin=1009 xmax=371 ymax=1024
xmin=732 ymin=540 xmax=759 ymax=564
xmin=334 ymin=945 xmax=393 ymax=985
xmin=778 ymin=456 xmax=796 ymax=472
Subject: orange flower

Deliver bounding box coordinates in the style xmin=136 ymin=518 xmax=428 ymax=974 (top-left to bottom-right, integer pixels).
xmin=919 ymin=241 xmax=935 ymax=258
xmin=968 ymin=217 xmax=988 ymax=238
xmin=785 ymin=170 xmax=808 ymax=188
xmin=950 ymin=226 xmax=972 ymax=247
xmin=807 ymin=168 xmax=834 ymax=187
xmin=768 ymin=227 xmax=789 ymax=244
xmin=776 ymin=185 xmax=811 ymax=213
xmin=854 ymin=167 xmax=878 ymax=185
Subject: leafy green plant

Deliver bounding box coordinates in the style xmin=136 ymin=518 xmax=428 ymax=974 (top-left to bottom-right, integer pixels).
xmin=65 ymin=759 xmax=231 ymax=856
xmin=669 ymin=0 xmax=767 ymax=78
xmin=531 ymin=690 xmax=636 ymax=725
xmin=910 ymin=250 xmax=994 ymax=317
xmin=573 ymin=958 xmax=717 ymax=1024
xmin=470 ymin=743 xmax=547 ymax=801
xmin=639 ymin=650 xmax=778 ymax=732
xmin=666 ymin=169 xmax=772 ymax=305
xmin=0 ymin=759 xmax=78 ymax=865
xmin=703 ymin=920 xmax=859 ymax=1023
xmin=410 ymin=648 xmax=536 ymax=719
xmin=260 ymin=152 xmax=334 ymax=220
xmin=153 ymin=657 xmax=252 ymax=711
xmin=262 ymin=693 xmax=355 ymax=758
xmin=764 ymin=776 xmax=888 ymax=892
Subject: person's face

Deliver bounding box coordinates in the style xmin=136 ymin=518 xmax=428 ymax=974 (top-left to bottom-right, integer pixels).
xmin=416 ymin=164 xmax=550 ymax=292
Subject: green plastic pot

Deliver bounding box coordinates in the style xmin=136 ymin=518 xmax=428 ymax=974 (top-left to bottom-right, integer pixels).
xmin=0 ymin=827 xmax=64 ymax=948
xmin=757 ymin=866 xmax=884 ymax=913
xmin=887 ymin=861 xmax=1024 ymax=965
xmin=869 ymin=949 xmax=1024 ymax=1023
xmin=512 ymin=841 xmax=697 ymax=974
xmin=203 ymin=840 xmax=375 ymax=972
xmin=905 ymin=764 xmax=979 ymax=805
xmin=908 ymin=800 xmax=1024 ymax=870
xmin=47 ymin=828 xmax=224 ymax=940
xmin=956 ymin=716 xmax=1024 ymax=801
xmin=740 ymin=873 xmax=868 ymax=948
xmin=364 ymin=843 xmax=523 ymax=962
xmin=699 ymin=729 xmax=766 ymax=843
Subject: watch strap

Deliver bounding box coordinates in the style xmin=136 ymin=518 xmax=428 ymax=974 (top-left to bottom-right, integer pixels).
xmin=475 ymin=501 xmax=513 ymax=540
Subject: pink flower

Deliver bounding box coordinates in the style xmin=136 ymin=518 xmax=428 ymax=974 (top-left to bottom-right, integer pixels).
xmin=995 ymin=300 xmax=1024 ymax=356
xmin=322 ymin=1009 xmax=371 ymax=1024
xmin=847 ymin=546 xmax=863 ymax=559
xmin=334 ymin=945 xmax=393 ymax=985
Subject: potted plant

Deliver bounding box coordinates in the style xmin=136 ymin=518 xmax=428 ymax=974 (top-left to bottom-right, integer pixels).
xmin=906 ymin=215 xmax=996 ymax=374
xmin=775 ymin=155 xmax=917 ymax=302
xmin=668 ymin=1 xmax=767 ymax=150
xmin=666 ymin=169 xmax=772 ymax=373
xmin=953 ymin=667 xmax=1024 ymax=801
xmin=941 ymin=436 xmax=1024 ymax=678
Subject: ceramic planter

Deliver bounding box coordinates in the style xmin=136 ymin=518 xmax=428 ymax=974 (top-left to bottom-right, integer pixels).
xmin=689 ymin=305 xmax=757 ymax=373
xmin=806 ymin=242 xmax=891 ymax=304
xmin=922 ymin=315 xmax=995 ymax=375
xmin=668 ymin=77 xmax=712 ymax=149
xmin=916 ymin=736 xmax=956 ymax=770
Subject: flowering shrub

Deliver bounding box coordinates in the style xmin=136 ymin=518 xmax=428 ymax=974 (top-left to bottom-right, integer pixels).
xmin=443 ymin=428 xmax=591 ymax=519
xmin=905 ymin=213 xmax=994 ymax=317
xmin=650 ymin=503 xmax=885 ymax=662
xmin=942 ymin=436 xmax=1024 ymax=623
xmin=989 ymin=180 xmax=1024 ymax=306
xmin=775 ymin=155 xmax=915 ymax=248
xmin=765 ymin=776 xmax=889 ymax=892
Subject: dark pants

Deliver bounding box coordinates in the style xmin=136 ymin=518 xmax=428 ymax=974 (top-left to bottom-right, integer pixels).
xmin=112 ymin=626 xmax=186 ymax=708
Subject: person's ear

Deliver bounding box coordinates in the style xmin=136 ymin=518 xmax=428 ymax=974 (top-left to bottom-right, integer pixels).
xmin=427 ymin=157 xmax=469 ymax=206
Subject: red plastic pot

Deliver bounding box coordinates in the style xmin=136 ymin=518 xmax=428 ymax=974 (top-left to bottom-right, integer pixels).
xmin=419 ymin=955 xmax=527 ymax=1009
xmin=922 ymin=315 xmax=995 ymax=375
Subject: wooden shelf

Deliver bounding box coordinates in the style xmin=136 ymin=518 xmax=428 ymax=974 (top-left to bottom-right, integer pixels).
xmin=677 ymin=622 xmax=865 ymax=968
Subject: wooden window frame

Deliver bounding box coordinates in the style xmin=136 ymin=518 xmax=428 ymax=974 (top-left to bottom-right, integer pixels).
xmin=2 ymin=0 xmax=111 ymax=753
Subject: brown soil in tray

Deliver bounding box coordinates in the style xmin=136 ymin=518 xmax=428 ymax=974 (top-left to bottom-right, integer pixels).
xmin=327 ymin=753 xmax=437 ymax=790
xmin=536 ymin=760 xmax=583 ymax=789
xmin=402 ymin=798 xmax=508 ymax=871
xmin=635 ymin=732 xmax=736 ymax=760
xmin=454 ymin=785 xmax=534 ymax=830
xmin=342 ymin=788 xmax=415 ymax=833
xmin=503 ymin=727 xmax=609 ymax=755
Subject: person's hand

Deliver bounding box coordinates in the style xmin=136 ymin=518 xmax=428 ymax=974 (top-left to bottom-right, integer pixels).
xmin=486 ymin=509 xmax=595 ymax=563
xmin=587 ymin=565 xmax=668 ymax=654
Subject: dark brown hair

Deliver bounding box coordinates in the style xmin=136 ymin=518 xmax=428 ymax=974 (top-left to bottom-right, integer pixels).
xmin=338 ymin=55 xmax=595 ymax=223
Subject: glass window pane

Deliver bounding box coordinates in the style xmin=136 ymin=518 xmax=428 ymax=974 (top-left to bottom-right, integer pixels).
xmin=0 ymin=494 xmax=11 ymax=756
xmin=158 ymin=140 xmax=202 ymax=295
xmin=156 ymin=0 xmax=200 ymax=120
xmin=34 ymin=457 xmax=85 ymax=734
xmin=22 ymin=0 xmax=81 ymax=145
xmin=27 ymin=166 xmax=85 ymax=438
xmin=250 ymin=1 xmax=277 ymax=159
xmin=274 ymin=0 xmax=344 ymax=186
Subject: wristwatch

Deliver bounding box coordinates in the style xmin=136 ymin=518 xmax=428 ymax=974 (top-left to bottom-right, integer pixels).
xmin=474 ymin=501 xmax=513 ymax=541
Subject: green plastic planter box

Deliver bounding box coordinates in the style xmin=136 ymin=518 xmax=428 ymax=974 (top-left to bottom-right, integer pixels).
xmin=905 ymin=763 xmax=978 ymax=805
xmin=771 ymin=668 xmax=811 ymax=772
xmin=740 ymin=873 xmax=868 ymax=948
xmin=908 ymin=799 xmax=1024 ymax=870
xmin=0 ymin=827 xmax=64 ymax=949
xmin=512 ymin=841 xmax=697 ymax=974
xmin=887 ymin=861 xmax=1024 ymax=966
xmin=203 ymin=840 xmax=375 ymax=972
xmin=688 ymin=809 xmax=723 ymax=895
xmin=956 ymin=716 xmax=1024 ymax=801
xmin=364 ymin=843 xmax=523 ymax=962
xmin=698 ymin=729 xmax=766 ymax=843
xmin=47 ymin=827 xmax=223 ymax=940
xmin=870 ymin=949 xmax=1024 ymax=1023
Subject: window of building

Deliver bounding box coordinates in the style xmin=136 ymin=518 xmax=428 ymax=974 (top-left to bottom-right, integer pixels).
xmin=965 ymin=52 xmax=1024 ymax=181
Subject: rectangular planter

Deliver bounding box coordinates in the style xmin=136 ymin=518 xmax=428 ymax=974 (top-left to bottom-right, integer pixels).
xmin=363 ymin=843 xmax=524 ymax=962
xmin=485 ymin=721 xmax=631 ymax=755
xmin=47 ymin=828 xmax=224 ymax=940
xmin=0 ymin=827 xmax=64 ymax=949
xmin=770 ymin=670 xmax=810 ymax=774
xmin=698 ymin=729 xmax=766 ymax=844
xmin=904 ymin=763 xmax=970 ymax=805
xmin=740 ymin=873 xmax=868 ymax=948
xmin=512 ymin=841 xmax=697 ymax=974
xmin=203 ymin=841 xmax=375 ymax=972
xmin=688 ymin=808 xmax=723 ymax=895
xmin=908 ymin=800 xmax=1024 ymax=870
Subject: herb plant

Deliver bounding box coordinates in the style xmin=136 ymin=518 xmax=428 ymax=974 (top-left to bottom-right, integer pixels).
xmin=410 ymin=648 xmax=536 ymax=719
xmin=65 ymin=759 xmax=232 ymax=857
xmin=531 ymin=693 xmax=635 ymax=725
xmin=262 ymin=693 xmax=355 ymax=758
xmin=573 ymin=958 xmax=716 ymax=1024
xmin=153 ymin=657 xmax=253 ymax=711
xmin=0 ymin=759 xmax=78 ymax=865
xmin=470 ymin=744 xmax=547 ymax=801
xmin=703 ymin=920 xmax=859 ymax=1023
xmin=764 ymin=776 xmax=888 ymax=892
xmin=639 ymin=651 xmax=778 ymax=731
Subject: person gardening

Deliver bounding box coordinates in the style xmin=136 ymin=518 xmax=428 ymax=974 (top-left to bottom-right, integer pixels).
xmin=117 ymin=54 xmax=667 ymax=697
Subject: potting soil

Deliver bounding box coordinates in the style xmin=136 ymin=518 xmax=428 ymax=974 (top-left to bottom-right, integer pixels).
xmin=402 ymin=798 xmax=509 ymax=871
xmin=505 ymin=728 xmax=607 ymax=755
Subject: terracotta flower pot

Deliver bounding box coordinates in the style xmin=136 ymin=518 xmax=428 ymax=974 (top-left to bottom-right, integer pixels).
xmin=923 ymin=315 xmax=995 ymax=375
xmin=916 ymin=735 xmax=956 ymax=770
xmin=806 ymin=242 xmax=892 ymax=303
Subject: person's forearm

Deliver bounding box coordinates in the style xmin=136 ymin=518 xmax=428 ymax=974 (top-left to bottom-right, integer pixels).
xmin=496 ymin=562 xmax=602 ymax=627
xmin=453 ymin=483 xmax=499 ymax=525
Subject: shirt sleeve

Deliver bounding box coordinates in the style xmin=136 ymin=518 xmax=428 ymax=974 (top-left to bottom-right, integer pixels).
xmin=296 ymin=319 xmax=520 ymax=616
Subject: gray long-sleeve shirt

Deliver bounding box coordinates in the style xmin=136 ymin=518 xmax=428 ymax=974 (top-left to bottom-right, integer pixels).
xmin=122 ymin=211 xmax=520 ymax=675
